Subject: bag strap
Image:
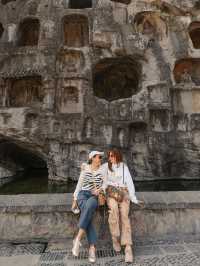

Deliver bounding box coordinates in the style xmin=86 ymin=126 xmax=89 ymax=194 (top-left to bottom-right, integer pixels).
xmin=123 ymin=163 xmax=124 ymax=185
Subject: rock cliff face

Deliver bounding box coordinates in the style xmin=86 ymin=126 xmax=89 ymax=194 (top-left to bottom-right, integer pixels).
xmin=0 ymin=0 xmax=200 ymax=182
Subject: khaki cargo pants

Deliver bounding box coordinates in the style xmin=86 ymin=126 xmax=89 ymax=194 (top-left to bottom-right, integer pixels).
xmin=107 ymin=191 xmax=132 ymax=246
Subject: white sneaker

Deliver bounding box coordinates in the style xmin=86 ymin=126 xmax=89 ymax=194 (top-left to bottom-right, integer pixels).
xmin=88 ymin=246 xmax=96 ymax=263
xmin=72 ymin=238 xmax=81 ymax=257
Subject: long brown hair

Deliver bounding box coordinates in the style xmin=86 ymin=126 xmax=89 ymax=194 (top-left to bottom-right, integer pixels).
xmin=107 ymin=148 xmax=123 ymax=171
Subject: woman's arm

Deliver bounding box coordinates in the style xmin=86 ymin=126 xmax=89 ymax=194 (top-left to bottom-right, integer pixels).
xmin=100 ymin=163 xmax=108 ymax=192
xmin=124 ymin=164 xmax=138 ymax=204
xmin=73 ymin=163 xmax=86 ymax=200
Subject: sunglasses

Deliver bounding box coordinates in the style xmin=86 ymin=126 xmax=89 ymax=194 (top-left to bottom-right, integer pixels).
xmin=109 ymin=154 xmax=115 ymax=158
xmin=95 ymin=155 xmax=102 ymax=159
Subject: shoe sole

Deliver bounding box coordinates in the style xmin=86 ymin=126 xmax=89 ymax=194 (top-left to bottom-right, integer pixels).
xmin=72 ymin=248 xmax=79 ymax=257
xmin=88 ymin=259 xmax=96 ymax=263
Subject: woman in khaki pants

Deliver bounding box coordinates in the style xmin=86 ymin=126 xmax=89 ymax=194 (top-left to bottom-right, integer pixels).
xmin=102 ymin=148 xmax=143 ymax=263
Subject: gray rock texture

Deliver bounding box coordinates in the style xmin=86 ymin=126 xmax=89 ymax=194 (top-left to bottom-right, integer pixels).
xmin=0 ymin=0 xmax=200 ymax=182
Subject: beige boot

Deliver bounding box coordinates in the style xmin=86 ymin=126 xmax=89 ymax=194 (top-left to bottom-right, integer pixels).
xmin=72 ymin=237 xmax=81 ymax=257
xmin=125 ymin=245 xmax=134 ymax=263
xmin=88 ymin=246 xmax=96 ymax=263
xmin=112 ymin=236 xmax=121 ymax=252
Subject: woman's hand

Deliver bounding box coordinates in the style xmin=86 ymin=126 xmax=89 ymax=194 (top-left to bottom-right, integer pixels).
xmin=91 ymin=188 xmax=101 ymax=196
xmin=72 ymin=199 xmax=78 ymax=209
xmin=136 ymin=200 xmax=145 ymax=208
xmin=71 ymin=199 xmax=80 ymax=214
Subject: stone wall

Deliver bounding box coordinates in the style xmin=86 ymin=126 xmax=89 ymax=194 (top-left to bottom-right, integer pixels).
xmin=0 ymin=192 xmax=200 ymax=242
xmin=0 ymin=0 xmax=200 ymax=182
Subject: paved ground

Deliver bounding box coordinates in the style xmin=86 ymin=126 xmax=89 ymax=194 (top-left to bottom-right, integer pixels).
xmin=0 ymin=236 xmax=200 ymax=266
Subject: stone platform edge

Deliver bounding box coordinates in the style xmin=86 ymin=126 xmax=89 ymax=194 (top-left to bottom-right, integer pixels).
xmin=0 ymin=191 xmax=200 ymax=213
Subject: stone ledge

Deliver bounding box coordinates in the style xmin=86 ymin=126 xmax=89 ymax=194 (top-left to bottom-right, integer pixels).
xmin=0 ymin=191 xmax=200 ymax=213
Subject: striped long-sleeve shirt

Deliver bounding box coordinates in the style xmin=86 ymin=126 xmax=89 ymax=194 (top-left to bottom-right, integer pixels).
xmin=73 ymin=163 xmax=104 ymax=200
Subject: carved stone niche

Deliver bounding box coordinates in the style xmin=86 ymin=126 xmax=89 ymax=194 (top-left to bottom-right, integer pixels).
xmin=27 ymin=1 xmax=38 ymax=15
xmin=116 ymin=127 xmax=129 ymax=148
xmin=173 ymin=114 xmax=188 ymax=132
xmin=57 ymin=79 xmax=83 ymax=114
xmin=63 ymin=15 xmax=89 ymax=47
xmin=17 ymin=18 xmax=40 ymax=46
xmin=134 ymin=11 xmax=167 ymax=40
xmin=56 ymin=49 xmax=84 ymax=74
xmin=25 ymin=113 xmax=38 ymax=128
xmin=188 ymin=22 xmax=200 ymax=49
xmin=150 ymin=109 xmax=171 ymax=132
xmin=129 ymin=122 xmax=147 ymax=145
xmin=173 ymin=58 xmax=200 ymax=85
xmin=6 ymin=76 xmax=44 ymax=108
xmin=0 ymin=23 xmax=4 ymax=39
xmin=172 ymin=86 xmax=200 ymax=114
xmin=148 ymin=82 xmax=170 ymax=108
xmin=69 ymin=0 xmax=92 ymax=9
xmin=93 ymin=57 xmax=141 ymax=101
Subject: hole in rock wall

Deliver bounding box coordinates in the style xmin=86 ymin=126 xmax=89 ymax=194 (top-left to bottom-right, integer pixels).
xmin=1 ymin=0 xmax=16 ymax=4
xmin=0 ymin=139 xmax=47 ymax=175
xmin=0 ymin=139 xmax=48 ymax=194
xmin=194 ymin=1 xmax=200 ymax=9
xmin=188 ymin=22 xmax=200 ymax=49
xmin=6 ymin=76 xmax=43 ymax=107
xmin=134 ymin=11 xmax=167 ymax=38
xmin=93 ymin=57 xmax=141 ymax=101
xmin=63 ymin=15 xmax=89 ymax=47
xmin=69 ymin=0 xmax=92 ymax=8
xmin=110 ymin=0 xmax=131 ymax=4
xmin=0 ymin=23 xmax=4 ymax=39
xmin=18 ymin=18 xmax=40 ymax=46
xmin=174 ymin=58 xmax=200 ymax=85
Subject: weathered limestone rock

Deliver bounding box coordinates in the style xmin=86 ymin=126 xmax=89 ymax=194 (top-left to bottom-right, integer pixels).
xmin=0 ymin=0 xmax=200 ymax=183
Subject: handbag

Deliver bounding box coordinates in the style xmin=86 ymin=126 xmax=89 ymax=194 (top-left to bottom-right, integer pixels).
xmin=106 ymin=164 xmax=125 ymax=203
xmin=98 ymin=190 xmax=106 ymax=206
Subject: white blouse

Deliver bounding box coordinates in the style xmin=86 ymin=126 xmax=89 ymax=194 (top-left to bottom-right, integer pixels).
xmin=102 ymin=162 xmax=138 ymax=204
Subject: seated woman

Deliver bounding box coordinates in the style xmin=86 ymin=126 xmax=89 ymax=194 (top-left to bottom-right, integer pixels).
xmin=102 ymin=148 xmax=143 ymax=263
xmin=71 ymin=150 xmax=104 ymax=263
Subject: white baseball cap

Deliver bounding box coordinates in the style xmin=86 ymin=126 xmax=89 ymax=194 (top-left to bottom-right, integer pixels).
xmin=88 ymin=151 xmax=104 ymax=159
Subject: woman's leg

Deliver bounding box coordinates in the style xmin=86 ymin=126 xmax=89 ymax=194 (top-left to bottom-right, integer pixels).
xmin=119 ymin=197 xmax=133 ymax=262
xmin=78 ymin=194 xmax=98 ymax=263
xmin=119 ymin=198 xmax=132 ymax=246
xmin=72 ymin=192 xmax=98 ymax=256
xmin=83 ymin=196 xmax=98 ymax=245
xmin=107 ymin=197 xmax=121 ymax=251
xmin=78 ymin=195 xmax=98 ymax=239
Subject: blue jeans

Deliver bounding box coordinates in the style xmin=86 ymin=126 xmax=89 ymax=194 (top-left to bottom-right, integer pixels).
xmin=77 ymin=190 xmax=98 ymax=245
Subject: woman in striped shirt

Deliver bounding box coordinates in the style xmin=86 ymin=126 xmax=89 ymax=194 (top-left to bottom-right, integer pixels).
xmin=71 ymin=150 xmax=104 ymax=263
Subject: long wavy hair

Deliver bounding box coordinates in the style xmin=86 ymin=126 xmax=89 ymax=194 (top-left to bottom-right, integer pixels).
xmin=107 ymin=148 xmax=123 ymax=171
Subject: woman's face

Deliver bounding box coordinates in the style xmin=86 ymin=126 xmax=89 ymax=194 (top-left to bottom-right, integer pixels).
xmin=108 ymin=152 xmax=117 ymax=164
xmin=92 ymin=154 xmax=102 ymax=166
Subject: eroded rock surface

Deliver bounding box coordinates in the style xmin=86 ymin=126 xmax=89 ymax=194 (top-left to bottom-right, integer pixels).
xmin=0 ymin=0 xmax=200 ymax=182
